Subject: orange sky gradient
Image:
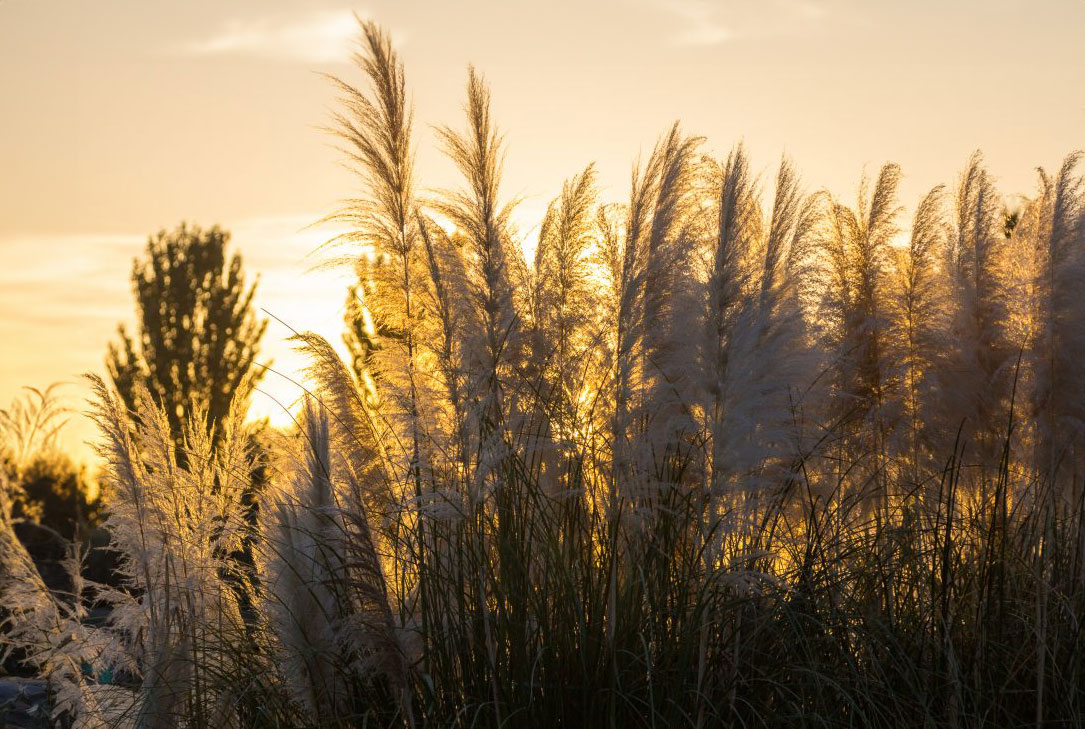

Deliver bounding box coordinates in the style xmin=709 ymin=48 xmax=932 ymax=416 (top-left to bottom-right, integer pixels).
xmin=2 ymin=0 xmax=1083 ymax=463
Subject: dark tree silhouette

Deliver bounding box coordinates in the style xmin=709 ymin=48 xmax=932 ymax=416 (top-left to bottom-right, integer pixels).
xmin=106 ymin=223 xmax=267 ymax=443
xmin=11 ymin=454 xmax=98 ymax=538
xmin=1003 ymin=206 xmax=1021 ymax=238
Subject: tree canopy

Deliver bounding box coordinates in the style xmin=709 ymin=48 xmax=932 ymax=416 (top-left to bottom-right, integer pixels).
xmin=106 ymin=223 xmax=267 ymax=443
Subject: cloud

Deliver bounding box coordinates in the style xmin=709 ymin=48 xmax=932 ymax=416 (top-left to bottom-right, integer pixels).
xmin=178 ymin=10 xmax=362 ymax=64
xmin=0 ymin=233 xmax=144 ymax=285
xmin=665 ymin=0 xmax=732 ymax=47
xmin=674 ymin=23 xmax=732 ymax=47
xmin=649 ymin=0 xmax=833 ymax=47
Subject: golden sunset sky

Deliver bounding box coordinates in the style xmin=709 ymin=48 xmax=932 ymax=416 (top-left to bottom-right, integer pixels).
xmin=2 ymin=0 xmax=1082 ymax=462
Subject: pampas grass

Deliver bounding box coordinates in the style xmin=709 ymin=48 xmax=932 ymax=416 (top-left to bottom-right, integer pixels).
xmin=5 ymin=17 xmax=1085 ymax=729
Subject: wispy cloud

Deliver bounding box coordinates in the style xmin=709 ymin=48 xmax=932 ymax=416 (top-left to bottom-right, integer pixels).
xmin=650 ymin=0 xmax=832 ymax=47
xmin=666 ymin=0 xmax=732 ymax=47
xmin=177 ymin=10 xmax=362 ymax=64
